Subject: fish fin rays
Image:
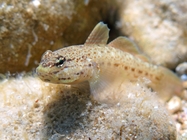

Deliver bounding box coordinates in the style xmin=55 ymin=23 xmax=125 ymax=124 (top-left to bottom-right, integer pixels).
xmin=108 ymin=37 xmax=140 ymax=54
xmin=108 ymin=37 xmax=151 ymax=62
xmin=84 ymin=22 xmax=109 ymax=46
xmin=89 ymin=67 xmax=128 ymax=104
xmin=136 ymin=54 xmax=152 ymax=63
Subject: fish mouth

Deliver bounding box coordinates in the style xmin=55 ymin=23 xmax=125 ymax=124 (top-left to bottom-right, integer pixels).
xmin=36 ymin=65 xmax=45 ymax=75
xmin=36 ymin=65 xmax=77 ymax=84
xmin=36 ymin=65 xmax=51 ymax=79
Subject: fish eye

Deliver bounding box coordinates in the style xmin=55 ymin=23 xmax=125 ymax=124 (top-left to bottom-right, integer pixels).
xmin=55 ymin=56 xmax=66 ymax=67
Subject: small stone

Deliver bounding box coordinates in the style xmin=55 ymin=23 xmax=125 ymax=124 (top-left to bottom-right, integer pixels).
xmin=183 ymin=82 xmax=187 ymax=89
xmin=179 ymin=90 xmax=187 ymax=101
xmin=180 ymin=74 xmax=187 ymax=81
xmin=178 ymin=131 xmax=187 ymax=139
xmin=176 ymin=122 xmax=181 ymax=131
xmin=181 ymin=130 xmax=187 ymax=138
xmin=177 ymin=112 xmax=187 ymax=124
xmin=167 ymin=96 xmax=182 ymax=113
xmin=182 ymin=121 xmax=187 ymax=129
xmin=176 ymin=62 xmax=187 ymax=76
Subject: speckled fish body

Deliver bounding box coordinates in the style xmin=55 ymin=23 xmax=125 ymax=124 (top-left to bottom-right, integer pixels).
xmin=37 ymin=22 xmax=183 ymax=103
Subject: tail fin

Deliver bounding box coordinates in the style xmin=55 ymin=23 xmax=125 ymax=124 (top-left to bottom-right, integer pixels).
xmin=152 ymin=66 xmax=183 ymax=102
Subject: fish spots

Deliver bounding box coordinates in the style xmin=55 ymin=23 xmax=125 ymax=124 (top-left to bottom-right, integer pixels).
xmin=155 ymin=76 xmax=161 ymax=81
xmin=100 ymin=62 xmax=105 ymax=65
xmin=143 ymin=72 xmax=154 ymax=79
xmin=53 ymin=71 xmax=59 ymax=74
xmin=44 ymin=79 xmax=50 ymax=82
xmin=66 ymin=58 xmax=72 ymax=62
xmin=42 ymin=61 xmax=55 ymax=68
xmin=133 ymin=74 xmax=138 ymax=78
xmin=138 ymin=70 xmax=142 ymax=74
xmin=124 ymin=66 xmax=128 ymax=70
xmin=131 ymin=68 xmax=135 ymax=72
xmin=75 ymin=71 xmax=84 ymax=75
xmin=58 ymin=78 xmax=67 ymax=80
xmin=114 ymin=63 xmax=119 ymax=67
xmin=58 ymin=77 xmax=71 ymax=80
xmin=122 ymin=64 xmax=156 ymax=80
xmin=123 ymin=65 xmax=152 ymax=79
xmin=76 ymin=57 xmax=84 ymax=62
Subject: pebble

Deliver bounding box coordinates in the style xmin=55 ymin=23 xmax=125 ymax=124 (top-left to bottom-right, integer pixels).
xmin=180 ymin=75 xmax=187 ymax=81
xmin=176 ymin=62 xmax=187 ymax=76
xmin=167 ymin=96 xmax=182 ymax=114
xmin=176 ymin=122 xmax=181 ymax=131
xmin=183 ymin=82 xmax=187 ymax=89
xmin=177 ymin=112 xmax=187 ymax=124
xmin=180 ymin=90 xmax=187 ymax=101
xmin=182 ymin=121 xmax=187 ymax=129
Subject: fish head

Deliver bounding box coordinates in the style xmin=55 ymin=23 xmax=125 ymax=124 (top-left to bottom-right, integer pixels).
xmin=36 ymin=46 xmax=95 ymax=84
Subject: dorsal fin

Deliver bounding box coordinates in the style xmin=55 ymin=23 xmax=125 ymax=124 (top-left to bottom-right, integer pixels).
xmin=108 ymin=37 xmax=151 ymax=62
xmin=108 ymin=37 xmax=140 ymax=54
xmin=84 ymin=22 xmax=109 ymax=46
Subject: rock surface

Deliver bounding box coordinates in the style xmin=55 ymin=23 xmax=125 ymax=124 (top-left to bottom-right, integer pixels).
xmin=0 ymin=0 xmax=116 ymax=73
xmin=0 ymin=76 xmax=177 ymax=139
xmin=118 ymin=0 xmax=187 ymax=69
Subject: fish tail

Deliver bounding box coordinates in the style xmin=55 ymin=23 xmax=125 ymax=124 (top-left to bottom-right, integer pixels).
xmin=152 ymin=66 xmax=183 ymax=101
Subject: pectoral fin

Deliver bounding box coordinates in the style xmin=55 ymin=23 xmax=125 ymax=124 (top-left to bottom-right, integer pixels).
xmin=89 ymin=64 xmax=127 ymax=104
